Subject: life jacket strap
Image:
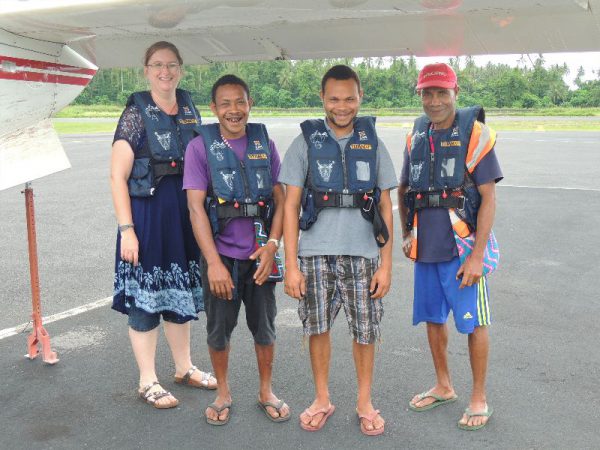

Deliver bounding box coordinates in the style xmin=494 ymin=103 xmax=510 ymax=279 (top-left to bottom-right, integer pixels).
xmin=152 ymin=160 xmax=184 ymax=178
xmin=313 ymin=192 xmax=370 ymax=208
xmin=216 ymin=202 xmax=268 ymax=220
xmin=412 ymin=191 xmax=465 ymax=210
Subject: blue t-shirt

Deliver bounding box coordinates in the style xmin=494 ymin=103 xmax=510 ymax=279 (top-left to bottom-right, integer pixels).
xmin=400 ymin=128 xmax=503 ymax=263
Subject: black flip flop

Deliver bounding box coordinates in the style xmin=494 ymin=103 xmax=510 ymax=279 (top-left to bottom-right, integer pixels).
xmin=257 ymin=399 xmax=291 ymax=423
xmin=206 ymin=401 xmax=232 ymax=426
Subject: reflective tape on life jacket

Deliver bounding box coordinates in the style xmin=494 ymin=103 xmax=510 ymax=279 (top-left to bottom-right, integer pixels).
xmin=466 ymin=120 xmax=496 ymax=173
xmin=407 ymin=213 xmax=418 ymax=260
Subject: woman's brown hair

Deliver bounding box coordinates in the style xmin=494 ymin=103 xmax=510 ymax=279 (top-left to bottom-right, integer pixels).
xmin=143 ymin=41 xmax=183 ymax=66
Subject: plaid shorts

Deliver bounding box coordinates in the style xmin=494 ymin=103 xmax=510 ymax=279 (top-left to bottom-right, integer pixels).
xmin=298 ymin=255 xmax=383 ymax=344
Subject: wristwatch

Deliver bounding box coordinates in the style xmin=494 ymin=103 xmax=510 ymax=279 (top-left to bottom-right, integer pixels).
xmin=118 ymin=223 xmax=134 ymax=233
xmin=267 ymin=238 xmax=280 ymax=249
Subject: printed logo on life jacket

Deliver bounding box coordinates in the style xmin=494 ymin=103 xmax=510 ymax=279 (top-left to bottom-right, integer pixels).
xmin=178 ymin=118 xmax=198 ymax=125
xmin=209 ymin=140 xmax=227 ymax=162
xmin=316 ymin=160 xmax=335 ymax=182
xmin=182 ymin=106 xmax=193 ymax=116
xmin=154 ymin=131 xmax=172 ymax=151
xmin=440 ymin=140 xmax=461 ymax=147
xmin=220 ymin=171 xmax=235 ymax=191
xmin=309 ymin=130 xmax=328 ymax=149
xmin=410 ymin=161 xmax=424 ymax=182
xmin=451 ymin=127 xmax=459 ymax=137
xmin=349 ymin=144 xmax=372 ymax=150
xmin=358 ymin=130 xmax=368 ymax=141
xmin=145 ymin=104 xmax=161 ymax=122
xmin=253 ymin=140 xmax=264 ymax=151
xmin=248 ymin=153 xmax=268 ymax=160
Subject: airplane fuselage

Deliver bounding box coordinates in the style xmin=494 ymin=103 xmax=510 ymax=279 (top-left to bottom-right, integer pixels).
xmin=0 ymin=29 xmax=96 ymax=137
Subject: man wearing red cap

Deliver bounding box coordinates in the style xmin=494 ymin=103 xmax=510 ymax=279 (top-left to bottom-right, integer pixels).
xmin=398 ymin=63 xmax=503 ymax=430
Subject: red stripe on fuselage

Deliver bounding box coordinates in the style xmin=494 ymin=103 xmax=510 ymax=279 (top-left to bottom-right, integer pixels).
xmin=0 ymin=55 xmax=97 ymax=76
xmin=0 ymin=71 xmax=92 ymax=86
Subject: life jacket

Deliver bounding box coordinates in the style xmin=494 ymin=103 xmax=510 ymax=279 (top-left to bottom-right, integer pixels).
xmin=201 ymin=123 xmax=274 ymax=236
xmin=403 ymin=106 xmax=496 ymax=260
xmin=299 ymin=117 xmax=389 ymax=247
xmin=127 ymin=89 xmax=201 ymax=197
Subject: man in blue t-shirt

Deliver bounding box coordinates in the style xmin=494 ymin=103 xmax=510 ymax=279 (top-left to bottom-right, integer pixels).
xmin=398 ymin=63 xmax=503 ymax=431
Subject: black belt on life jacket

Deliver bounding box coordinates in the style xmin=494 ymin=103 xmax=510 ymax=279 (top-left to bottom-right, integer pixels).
xmin=313 ymin=192 xmax=371 ymax=209
xmin=153 ymin=160 xmax=184 ymax=178
xmin=216 ymin=202 xmax=268 ymax=220
xmin=413 ymin=192 xmax=465 ymax=210
xmin=313 ymin=190 xmax=389 ymax=248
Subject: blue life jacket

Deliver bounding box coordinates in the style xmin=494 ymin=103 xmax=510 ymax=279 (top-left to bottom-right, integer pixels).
xmin=299 ymin=117 xmax=389 ymax=247
xmin=127 ymin=89 xmax=201 ymax=197
xmin=405 ymin=106 xmax=485 ymax=231
xmin=200 ymin=123 xmax=274 ymax=235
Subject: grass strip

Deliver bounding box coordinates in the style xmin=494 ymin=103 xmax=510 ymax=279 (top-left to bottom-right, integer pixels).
xmin=53 ymin=121 xmax=118 ymax=134
xmin=57 ymin=105 xmax=600 ymax=119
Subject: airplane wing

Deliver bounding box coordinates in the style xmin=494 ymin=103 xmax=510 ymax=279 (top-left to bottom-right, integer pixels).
xmin=0 ymin=120 xmax=70 ymax=191
xmin=1 ymin=0 xmax=599 ymax=68
xmin=1 ymin=0 xmax=599 ymax=190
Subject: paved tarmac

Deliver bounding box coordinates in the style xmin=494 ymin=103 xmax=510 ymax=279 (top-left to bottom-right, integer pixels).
xmin=0 ymin=119 xmax=599 ymax=449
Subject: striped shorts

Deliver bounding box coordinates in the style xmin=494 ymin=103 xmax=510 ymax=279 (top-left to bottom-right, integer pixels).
xmin=413 ymin=257 xmax=491 ymax=334
xmin=298 ymin=255 xmax=383 ymax=345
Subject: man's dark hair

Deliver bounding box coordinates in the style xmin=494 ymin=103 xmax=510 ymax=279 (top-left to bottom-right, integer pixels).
xmin=321 ymin=64 xmax=361 ymax=92
xmin=211 ymin=74 xmax=250 ymax=103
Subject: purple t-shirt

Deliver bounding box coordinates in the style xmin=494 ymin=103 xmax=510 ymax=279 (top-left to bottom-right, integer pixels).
xmin=183 ymin=133 xmax=281 ymax=260
xmin=400 ymin=129 xmax=503 ymax=263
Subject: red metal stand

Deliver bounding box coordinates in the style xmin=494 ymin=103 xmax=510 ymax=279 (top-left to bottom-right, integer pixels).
xmin=23 ymin=183 xmax=59 ymax=364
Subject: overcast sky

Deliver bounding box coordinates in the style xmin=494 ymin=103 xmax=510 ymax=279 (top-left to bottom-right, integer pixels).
xmin=415 ymin=51 xmax=600 ymax=89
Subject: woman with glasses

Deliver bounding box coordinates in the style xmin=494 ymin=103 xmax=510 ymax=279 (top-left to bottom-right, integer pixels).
xmin=110 ymin=41 xmax=216 ymax=409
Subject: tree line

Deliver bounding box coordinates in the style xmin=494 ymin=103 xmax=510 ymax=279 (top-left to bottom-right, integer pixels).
xmin=75 ymin=56 xmax=600 ymax=109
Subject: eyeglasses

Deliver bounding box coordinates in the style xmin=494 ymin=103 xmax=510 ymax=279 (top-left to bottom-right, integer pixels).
xmin=146 ymin=62 xmax=181 ymax=72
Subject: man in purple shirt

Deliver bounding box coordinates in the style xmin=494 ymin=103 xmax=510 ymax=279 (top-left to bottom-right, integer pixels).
xmin=398 ymin=63 xmax=503 ymax=431
xmin=184 ymin=75 xmax=289 ymax=425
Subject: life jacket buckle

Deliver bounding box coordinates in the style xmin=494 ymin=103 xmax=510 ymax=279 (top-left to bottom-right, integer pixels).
xmin=340 ymin=193 xmax=356 ymax=207
xmin=362 ymin=196 xmax=374 ymax=213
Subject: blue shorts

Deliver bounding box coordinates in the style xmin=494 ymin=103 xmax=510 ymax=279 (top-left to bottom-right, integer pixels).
xmin=413 ymin=257 xmax=491 ymax=334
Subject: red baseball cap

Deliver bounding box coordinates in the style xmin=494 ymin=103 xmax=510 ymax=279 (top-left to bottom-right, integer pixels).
xmin=416 ymin=63 xmax=458 ymax=90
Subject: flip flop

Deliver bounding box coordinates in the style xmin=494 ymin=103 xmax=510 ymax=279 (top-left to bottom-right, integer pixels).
xmin=357 ymin=409 xmax=384 ymax=436
xmin=299 ymin=404 xmax=336 ymax=431
xmin=257 ymin=399 xmax=291 ymax=423
xmin=458 ymin=405 xmax=493 ymax=431
xmin=206 ymin=401 xmax=232 ymax=426
xmin=409 ymin=390 xmax=458 ymax=412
